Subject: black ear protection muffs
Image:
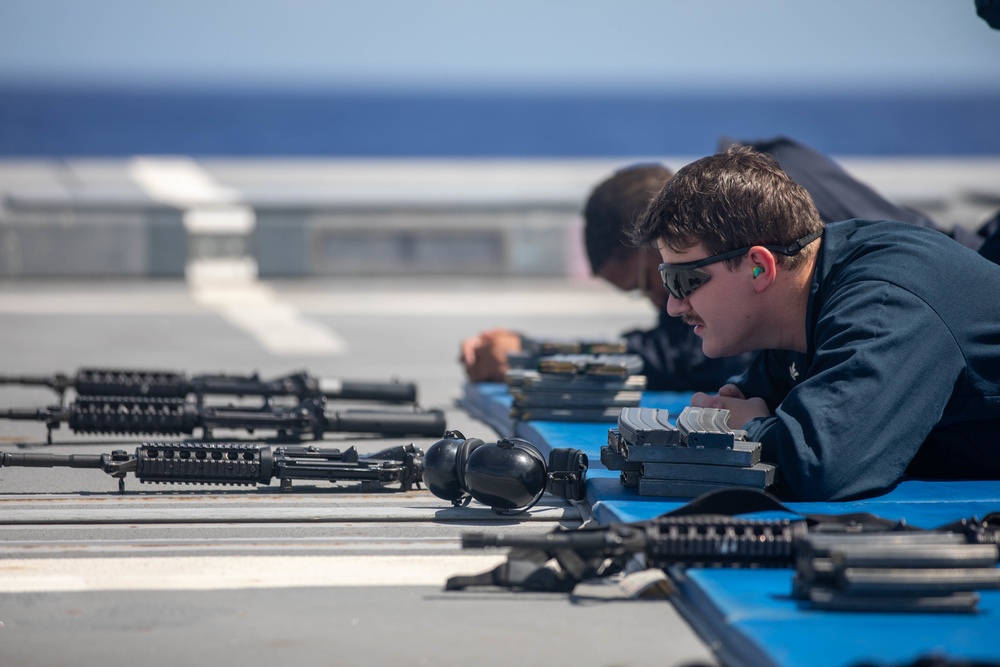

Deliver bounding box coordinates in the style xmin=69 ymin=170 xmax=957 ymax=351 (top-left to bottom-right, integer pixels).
xmin=422 ymin=430 xmax=480 ymax=506
xmin=423 ymin=431 xmax=588 ymax=514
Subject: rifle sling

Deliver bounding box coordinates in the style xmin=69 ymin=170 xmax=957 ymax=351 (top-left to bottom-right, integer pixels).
xmin=659 ymin=487 xmax=912 ymax=532
xmin=446 ymin=557 xmax=577 ymax=592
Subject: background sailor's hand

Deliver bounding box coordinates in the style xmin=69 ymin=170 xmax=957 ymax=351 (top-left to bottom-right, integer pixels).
xmin=459 ymin=328 xmax=522 ymax=382
xmin=690 ymin=383 xmax=770 ymax=429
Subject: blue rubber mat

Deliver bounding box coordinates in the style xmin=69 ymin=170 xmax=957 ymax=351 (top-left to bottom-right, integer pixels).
xmin=594 ymin=479 xmax=1000 ymax=526
xmin=459 ymin=382 xmax=692 ymax=446
xmin=673 ymin=568 xmax=1000 ymax=667
xmin=458 ymin=382 xmax=515 ymax=437
xmin=459 ymin=383 xmax=1000 ymax=667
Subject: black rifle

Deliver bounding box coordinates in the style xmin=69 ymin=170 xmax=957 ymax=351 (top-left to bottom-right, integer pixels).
xmin=449 ymin=489 xmax=1000 ymax=613
xmin=0 ymin=396 xmax=446 ymax=443
xmin=0 ymin=367 xmax=417 ymax=405
xmin=0 ymin=441 xmax=423 ymax=494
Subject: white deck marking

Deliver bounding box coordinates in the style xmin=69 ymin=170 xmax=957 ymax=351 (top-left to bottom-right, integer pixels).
xmin=183 ymin=207 xmax=255 ymax=234
xmin=0 ymin=555 xmax=506 ymax=591
xmin=128 ymin=157 xmax=348 ymax=356
xmin=189 ymin=279 xmax=347 ymax=355
xmin=281 ymin=289 xmax=657 ymax=316
xmin=128 ymin=157 xmax=242 ymax=206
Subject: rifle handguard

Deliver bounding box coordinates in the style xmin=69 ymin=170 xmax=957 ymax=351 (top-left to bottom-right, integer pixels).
xmin=135 ymin=442 xmax=271 ymax=485
xmin=68 ymin=396 xmax=198 ymax=435
xmin=73 ymin=368 xmax=190 ymax=398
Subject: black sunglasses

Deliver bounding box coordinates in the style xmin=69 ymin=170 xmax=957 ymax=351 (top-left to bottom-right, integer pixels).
xmin=657 ymin=229 xmax=823 ymax=300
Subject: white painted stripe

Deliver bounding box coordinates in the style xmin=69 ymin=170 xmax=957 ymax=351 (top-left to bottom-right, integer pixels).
xmin=128 ymin=157 xmax=242 ymax=206
xmin=0 ymin=555 xmax=506 ymax=591
xmin=282 ymin=290 xmax=655 ymax=317
xmin=184 ymin=257 xmax=260 ymax=283
xmin=189 ymin=280 xmax=348 ymax=356
xmin=126 ymin=157 xmax=349 ymax=356
xmin=183 ymin=206 xmax=255 ymax=234
xmin=220 ymin=305 xmax=347 ymax=356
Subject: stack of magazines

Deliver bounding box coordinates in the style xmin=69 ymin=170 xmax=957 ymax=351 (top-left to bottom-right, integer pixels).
xmin=601 ymin=406 xmax=777 ymax=496
xmin=506 ymin=336 xmax=630 ymax=371
xmin=507 ymin=352 xmax=646 ymax=422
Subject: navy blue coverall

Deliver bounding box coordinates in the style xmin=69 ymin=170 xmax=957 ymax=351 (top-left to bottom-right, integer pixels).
xmin=736 ymin=219 xmax=1000 ymax=501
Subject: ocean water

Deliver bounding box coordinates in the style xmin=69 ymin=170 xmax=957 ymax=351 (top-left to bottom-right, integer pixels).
xmin=1 ymin=86 xmax=998 ymax=157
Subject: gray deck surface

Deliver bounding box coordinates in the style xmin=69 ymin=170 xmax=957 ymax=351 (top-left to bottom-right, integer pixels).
xmin=0 ymin=276 xmax=717 ymax=667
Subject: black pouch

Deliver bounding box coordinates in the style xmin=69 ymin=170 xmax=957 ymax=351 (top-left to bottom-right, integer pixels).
xmin=546 ymin=447 xmax=589 ymax=502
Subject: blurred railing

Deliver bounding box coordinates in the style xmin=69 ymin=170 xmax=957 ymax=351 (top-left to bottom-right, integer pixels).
xmin=1 ymin=157 xmax=997 ymax=279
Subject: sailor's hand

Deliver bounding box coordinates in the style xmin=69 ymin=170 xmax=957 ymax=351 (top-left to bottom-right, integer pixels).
xmin=690 ymin=384 xmax=770 ymax=429
xmin=459 ymin=328 xmax=522 ymax=382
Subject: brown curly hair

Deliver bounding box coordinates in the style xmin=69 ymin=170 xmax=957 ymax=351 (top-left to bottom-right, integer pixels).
xmin=631 ymin=146 xmax=823 ymax=270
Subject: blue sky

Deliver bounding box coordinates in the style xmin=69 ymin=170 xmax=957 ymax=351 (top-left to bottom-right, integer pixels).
xmin=1 ymin=0 xmax=998 ymax=92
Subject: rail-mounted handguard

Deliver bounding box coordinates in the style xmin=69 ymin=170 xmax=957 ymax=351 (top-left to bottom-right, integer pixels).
xmin=461 ymin=514 xmax=805 ymax=571
xmin=0 ymin=442 xmax=424 ymax=494
xmin=0 ymin=367 xmax=418 ymax=405
xmin=0 ymin=396 xmax=446 ymax=443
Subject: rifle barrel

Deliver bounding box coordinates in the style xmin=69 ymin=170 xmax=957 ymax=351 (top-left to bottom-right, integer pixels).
xmin=324 ymin=409 xmax=445 ymax=437
xmin=1 ymin=452 xmax=105 ymax=469
xmin=0 ymin=407 xmax=61 ymax=421
xmin=0 ymin=375 xmax=61 ymax=390
xmin=463 ymin=526 xmax=644 ymax=552
xmin=319 ymin=379 xmax=417 ymax=404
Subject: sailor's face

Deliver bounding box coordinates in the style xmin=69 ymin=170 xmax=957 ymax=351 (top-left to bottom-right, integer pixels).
xmin=658 ymin=241 xmax=753 ymax=358
xmin=597 ymin=249 xmax=669 ymax=311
